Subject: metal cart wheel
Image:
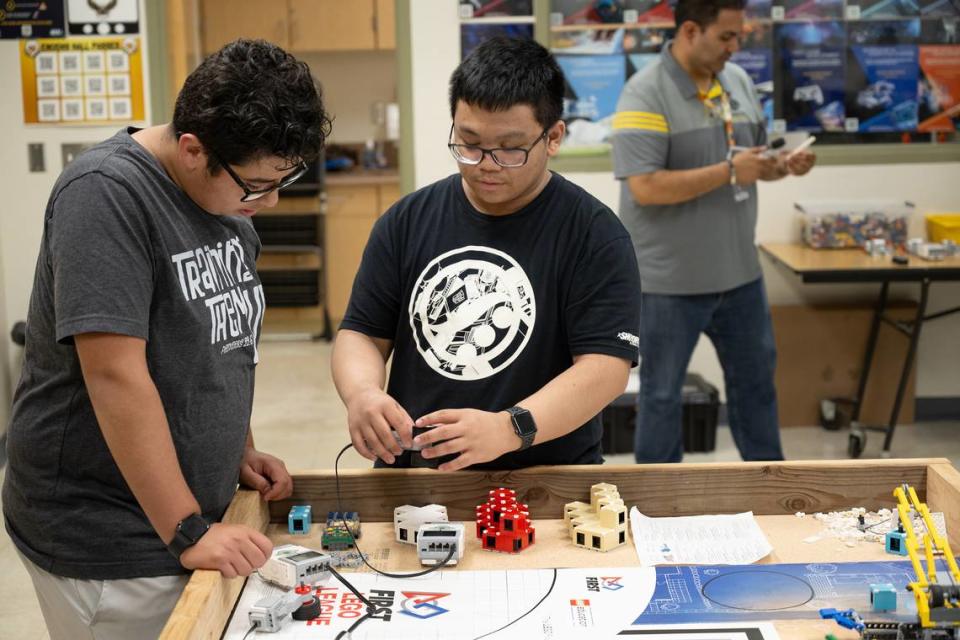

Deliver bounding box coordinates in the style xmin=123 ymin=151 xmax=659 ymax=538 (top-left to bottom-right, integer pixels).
xmin=848 ymin=428 xmax=866 ymax=459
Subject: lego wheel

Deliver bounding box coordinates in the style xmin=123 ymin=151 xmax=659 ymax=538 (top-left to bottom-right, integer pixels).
xmin=848 ymin=429 xmax=866 ymax=459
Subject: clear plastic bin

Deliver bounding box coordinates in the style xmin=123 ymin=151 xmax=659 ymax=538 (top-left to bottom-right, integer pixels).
xmin=796 ymin=200 xmax=914 ymax=249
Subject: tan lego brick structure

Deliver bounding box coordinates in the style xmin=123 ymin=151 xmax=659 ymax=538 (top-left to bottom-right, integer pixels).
xmin=563 ymin=482 xmax=628 ymax=552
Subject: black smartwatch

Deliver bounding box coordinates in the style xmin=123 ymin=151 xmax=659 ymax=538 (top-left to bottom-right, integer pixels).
xmin=506 ymin=406 xmax=537 ymax=451
xmin=167 ymin=513 xmax=210 ymax=559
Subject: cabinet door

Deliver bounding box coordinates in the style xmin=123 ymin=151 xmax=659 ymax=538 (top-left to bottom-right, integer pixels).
xmin=378 ymin=183 xmax=401 ymax=214
xmin=325 ymin=185 xmax=380 ymax=324
xmin=201 ymin=0 xmax=289 ymax=54
xmin=375 ymin=0 xmax=395 ymax=50
xmin=289 ymin=0 xmax=376 ymax=52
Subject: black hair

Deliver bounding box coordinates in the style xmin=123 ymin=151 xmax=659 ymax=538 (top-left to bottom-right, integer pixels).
xmin=674 ymin=0 xmax=747 ymax=29
xmin=172 ymin=39 xmax=332 ymax=172
xmin=449 ymin=37 xmax=564 ymax=130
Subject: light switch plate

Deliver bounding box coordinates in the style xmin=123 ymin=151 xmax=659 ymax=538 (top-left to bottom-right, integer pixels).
xmin=28 ymin=143 xmax=45 ymax=172
xmin=62 ymin=143 xmax=93 ymax=167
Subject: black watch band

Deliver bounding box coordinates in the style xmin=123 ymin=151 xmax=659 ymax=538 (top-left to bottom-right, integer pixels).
xmin=167 ymin=513 xmax=211 ymax=559
xmin=506 ymin=406 xmax=537 ymax=451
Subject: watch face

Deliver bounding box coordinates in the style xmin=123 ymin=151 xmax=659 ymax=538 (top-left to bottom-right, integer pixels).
xmin=512 ymin=409 xmax=536 ymax=436
xmin=179 ymin=515 xmax=209 ymax=542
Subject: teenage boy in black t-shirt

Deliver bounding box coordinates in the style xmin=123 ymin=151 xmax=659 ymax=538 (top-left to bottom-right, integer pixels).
xmin=332 ymin=37 xmax=641 ymax=471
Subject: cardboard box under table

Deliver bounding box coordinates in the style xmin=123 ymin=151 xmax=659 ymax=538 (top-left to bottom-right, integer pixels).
xmin=159 ymin=459 xmax=960 ymax=640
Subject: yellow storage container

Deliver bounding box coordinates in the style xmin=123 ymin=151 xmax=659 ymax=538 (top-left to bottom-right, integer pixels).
xmin=926 ymin=214 xmax=960 ymax=243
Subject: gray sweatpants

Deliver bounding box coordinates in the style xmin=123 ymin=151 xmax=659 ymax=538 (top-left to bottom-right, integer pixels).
xmin=18 ymin=550 xmax=190 ymax=640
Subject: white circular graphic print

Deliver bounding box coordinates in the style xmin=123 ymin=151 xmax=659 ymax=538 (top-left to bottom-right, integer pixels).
xmin=409 ymin=246 xmax=536 ymax=380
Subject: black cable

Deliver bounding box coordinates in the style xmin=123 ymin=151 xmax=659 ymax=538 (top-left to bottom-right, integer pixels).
xmin=471 ymin=567 xmax=558 ymax=639
xmin=241 ymin=622 xmax=257 ymax=639
xmin=327 ymin=564 xmax=375 ymax=609
xmin=335 ymin=611 xmax=375 ymax=640
xmin=335 ymin=443 xmax=457 ymax=578
xmin=332 ymin=442 xmax=557 ymax=640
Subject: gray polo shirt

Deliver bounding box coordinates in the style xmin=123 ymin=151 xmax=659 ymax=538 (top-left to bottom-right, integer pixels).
xmin=611 ymin=42 xmax=767 ymax=295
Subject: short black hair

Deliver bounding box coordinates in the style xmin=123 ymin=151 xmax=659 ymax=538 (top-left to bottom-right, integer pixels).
xmin=674 ymin=0 xmax=747 ymax=29
xmin=449 ymin=37 xmax=564 ymax=130
xmin=173 ymin=39 xmax=332 ymax=172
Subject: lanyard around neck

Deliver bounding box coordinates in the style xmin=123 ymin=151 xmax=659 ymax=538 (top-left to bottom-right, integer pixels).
xmin=699 ymin=82 xmax=736 ymax=151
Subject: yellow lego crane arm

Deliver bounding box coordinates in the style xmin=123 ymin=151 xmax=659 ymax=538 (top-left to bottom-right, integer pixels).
xmin=893 ymin=484 xmax=960 ymax=629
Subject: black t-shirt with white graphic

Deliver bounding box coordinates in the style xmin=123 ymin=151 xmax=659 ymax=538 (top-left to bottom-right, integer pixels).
xmin=341 ymin=172 xmax=641 ymax=469
xmin=3 ymin=129 xmax=264 ymax=579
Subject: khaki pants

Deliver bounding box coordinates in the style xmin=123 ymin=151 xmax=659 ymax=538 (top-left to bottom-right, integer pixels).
xmin=17 ymin=549 xmax=190 ymax=640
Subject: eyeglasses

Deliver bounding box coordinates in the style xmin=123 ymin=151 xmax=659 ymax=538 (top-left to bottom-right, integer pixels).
xmin=447 ymin=124 xmax=549 ymax=168
xmin=208 ymin=148 xmax=309 ymax=202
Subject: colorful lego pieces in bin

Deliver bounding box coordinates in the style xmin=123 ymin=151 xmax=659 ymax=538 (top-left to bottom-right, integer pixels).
xmin=288 ymin=505 xmax=312 ymax=535
xmin=564 ymin=483 xmax=628 ymax=552
xmin=475 ymin=488 xmax=535 ymax=553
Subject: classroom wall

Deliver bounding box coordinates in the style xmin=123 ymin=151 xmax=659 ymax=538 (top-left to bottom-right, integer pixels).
xmin=300 ymin=50 xmax=397 ymax=144
xmin=403 ymin=2 xmax=960 ymax=403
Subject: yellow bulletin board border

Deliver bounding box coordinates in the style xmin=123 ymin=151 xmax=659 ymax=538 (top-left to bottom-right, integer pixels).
xmin=20 ymin=36 xmax=146 ymax=125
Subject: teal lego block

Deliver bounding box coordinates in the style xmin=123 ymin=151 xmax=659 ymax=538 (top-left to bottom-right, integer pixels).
xmin=870 ymin=583 xmax=897 ymax=612
xmin=885 ymin=529 xmax=908 ymax=555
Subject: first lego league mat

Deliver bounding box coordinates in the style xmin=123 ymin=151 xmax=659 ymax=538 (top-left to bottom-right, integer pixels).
xmin=222 ymin=560 xmax=929 ymax=638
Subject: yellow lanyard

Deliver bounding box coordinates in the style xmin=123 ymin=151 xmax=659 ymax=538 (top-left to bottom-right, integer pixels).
xmin=699 ymin=82 xmax=736 ymax=152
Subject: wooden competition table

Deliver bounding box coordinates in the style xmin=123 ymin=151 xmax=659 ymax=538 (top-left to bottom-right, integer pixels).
xmin=761 ymin=244 xmax=960 ymax=457
xmin=159 ymin=459 xmax=960 ymax=640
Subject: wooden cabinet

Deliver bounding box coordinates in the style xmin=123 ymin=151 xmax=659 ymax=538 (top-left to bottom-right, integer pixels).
xmin=201 ymin=0 xmax=289 ymax=53
xmin=201 ymin=0 xmax=395 ymax=54
xmin=375 ymin=0 xmax=396 ymax=50
xmin=324 ymin=180 xmax=398 ymax=327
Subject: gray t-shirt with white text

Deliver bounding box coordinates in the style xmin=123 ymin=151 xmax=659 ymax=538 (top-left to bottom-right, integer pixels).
xmin=3 ymin=128 xmax=265 ymax=580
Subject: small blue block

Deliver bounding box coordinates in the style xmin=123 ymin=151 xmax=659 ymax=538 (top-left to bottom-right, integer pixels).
xmin=288 ymin=505 xmax=312 ymax=535
xmin=885 ymin=530 xmax=908 ymax=555
xmin=870 ymin=583 xmax=897 ymax=612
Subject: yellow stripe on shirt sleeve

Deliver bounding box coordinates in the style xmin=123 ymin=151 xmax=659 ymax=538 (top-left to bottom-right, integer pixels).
xmin=613 ymin=111 xmax=669 ymax=133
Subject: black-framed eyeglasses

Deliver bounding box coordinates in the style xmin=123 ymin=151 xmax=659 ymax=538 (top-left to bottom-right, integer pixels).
xmin=209 ymin=148 xmax=309 ymax=203
xmin=447 ymin=124 xmax=549 ymax=168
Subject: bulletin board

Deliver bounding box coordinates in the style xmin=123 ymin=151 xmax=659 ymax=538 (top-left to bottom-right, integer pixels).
xmin=19 ymin=36 xmax=146 ymax=125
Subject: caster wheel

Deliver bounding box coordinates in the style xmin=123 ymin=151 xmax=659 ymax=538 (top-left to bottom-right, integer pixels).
xmin=848 ymin=429 xmax=866 ymax=458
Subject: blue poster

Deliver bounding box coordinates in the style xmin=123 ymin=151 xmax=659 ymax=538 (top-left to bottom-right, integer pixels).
xmin=777 ymin=21 xmax=847 ymax=131
xmin=846 ymin=19 xmax=920 ymax=131
xmin=854 ymin=0 xmax=920 ymax=19
xmin=733 ymin=22 xmax=775 ymax=127
xmin=634 ymin=561 xmax=930 ymax=624
xmin=847 ymin=46 xmax=919 ymax=130
xmin=556 ymin=54 xmax=626 ymax=122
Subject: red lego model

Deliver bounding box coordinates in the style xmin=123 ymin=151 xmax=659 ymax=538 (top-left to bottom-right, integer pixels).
xmin=475 ymin=488 xmax=535 ymax=553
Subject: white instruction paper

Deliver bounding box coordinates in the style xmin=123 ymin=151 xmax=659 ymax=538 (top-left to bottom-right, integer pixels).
xmin=630 ymin=507 xmax=772 ymax=565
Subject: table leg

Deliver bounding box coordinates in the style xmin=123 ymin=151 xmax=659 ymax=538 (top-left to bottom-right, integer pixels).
xmin=851 ymin=281 xmax=889 ymax=423
xmin=881 ymin=279 xmax=930 ymax=453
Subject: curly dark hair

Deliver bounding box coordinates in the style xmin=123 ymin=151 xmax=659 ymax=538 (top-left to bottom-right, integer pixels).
xmin=173 ymin=39 xmax=332 ymax=172
xmin=449 ymin=37 xmax=565 ymax=130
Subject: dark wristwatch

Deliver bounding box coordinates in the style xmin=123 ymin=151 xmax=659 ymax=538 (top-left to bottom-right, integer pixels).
xmin=167 ymin=513 xmax=210 ymax=559
xmin=506 ymin=406 xmax=537 ymax=451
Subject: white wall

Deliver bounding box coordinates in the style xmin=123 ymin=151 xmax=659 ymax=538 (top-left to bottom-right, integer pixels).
xmin=403 ymin=2 xmax=960 ymax=402
xmin=0 ymin=240 xmax=9 ymax=429
xmin=300 ymin=51 xmax=397 ymax=144
xmin=409 ymin=0 xmax=460 ymax=189
xmin=0 ymin=1 xmax=152 ymax=422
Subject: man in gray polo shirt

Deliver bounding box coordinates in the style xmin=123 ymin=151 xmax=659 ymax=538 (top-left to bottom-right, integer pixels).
xmin=611 ymin=0 xmax=816 ymax=463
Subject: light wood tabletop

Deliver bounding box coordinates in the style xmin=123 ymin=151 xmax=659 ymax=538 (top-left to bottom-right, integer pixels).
xmin=760 ymin=243 xmax=960 ymax=283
